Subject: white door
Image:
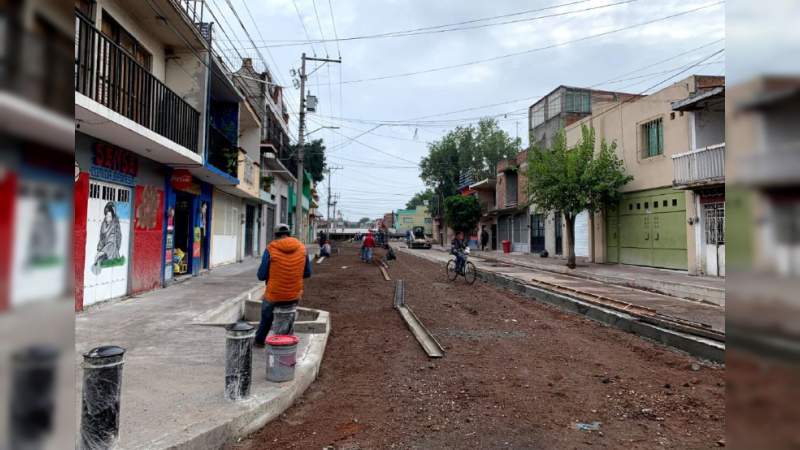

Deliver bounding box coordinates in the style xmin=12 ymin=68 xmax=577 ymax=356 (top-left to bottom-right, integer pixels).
xmin=574 ymin=211 xmax=589 ymax=257
xmin=83 ymin=180 xmax=132 ymax=306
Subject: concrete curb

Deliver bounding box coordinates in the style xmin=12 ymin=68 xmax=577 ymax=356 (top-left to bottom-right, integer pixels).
xmin=407 ymin=249 xmax=724 ymax=363
xmin=137 ymin=313 xmax=330 ymax=450
xmin=427 ymin=246 xmax=724 ymax=306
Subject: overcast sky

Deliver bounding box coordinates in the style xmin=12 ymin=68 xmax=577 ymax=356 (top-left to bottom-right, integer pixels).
xmin=212 ymin=0 xmax=725 ymax=220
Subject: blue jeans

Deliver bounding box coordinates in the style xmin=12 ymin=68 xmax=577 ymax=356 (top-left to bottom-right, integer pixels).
xmin=455 ymin=253 xmax=465 ymax=272
xmin=254 ymin=301 xmax=275 ymax=345
xmin=361 ymin=247 xmax=373 ymax=262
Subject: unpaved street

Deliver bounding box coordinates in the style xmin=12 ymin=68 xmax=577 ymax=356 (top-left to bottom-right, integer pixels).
xmin=232 ymin=243 xmax=724 ymax=449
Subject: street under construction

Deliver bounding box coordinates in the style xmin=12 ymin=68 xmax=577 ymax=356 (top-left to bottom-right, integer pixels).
xmin=231 ymin=243 xmax=724 ymax=449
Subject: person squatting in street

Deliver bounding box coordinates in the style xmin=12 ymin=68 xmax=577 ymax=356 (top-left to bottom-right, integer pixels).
xmin=451 ymin=230 xmax=467 ymax=274
xmin=254 ymin=224 xmax=312 ymax=347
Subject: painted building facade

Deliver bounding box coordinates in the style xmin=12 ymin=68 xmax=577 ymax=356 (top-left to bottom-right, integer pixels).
xmin=563 ymin=75 xmax=725 ymax=274
xmin=396 ymin=206 xmax=433 ymax=235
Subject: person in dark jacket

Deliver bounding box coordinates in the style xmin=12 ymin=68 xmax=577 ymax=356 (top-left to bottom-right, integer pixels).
xmin=480 ymin=227 xmax=489 ymax=251
xmin=254 ymin=224 xmax=312 ymax=347
xmin=451 ymin=231 xmax=467 ymax=273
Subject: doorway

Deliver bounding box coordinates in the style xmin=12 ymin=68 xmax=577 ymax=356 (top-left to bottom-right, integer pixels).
xmin=490 ymin=224 xmax=497 ymax=250
xmin=245 ymin=204 xmax=255 ymax=257
xmin=173 ymin=192 xmax=193 ymax=276
xmin=530 ymin=213 xmax=545 ymax=253
xmin=554 ymin=212 xmax=563 ymax=255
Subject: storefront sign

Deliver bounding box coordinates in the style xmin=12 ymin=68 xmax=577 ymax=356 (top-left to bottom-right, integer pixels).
xmin=91 ymin=142 xmax=138 ymax=186
xmin=170 ymin=169 xmax=201 ymax=195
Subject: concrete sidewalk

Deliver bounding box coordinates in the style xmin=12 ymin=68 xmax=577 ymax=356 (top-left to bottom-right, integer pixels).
xmin=400 ymin=246 xmax=724 ymax=361
xmin=430 ymin=245 xmax=724 ymax=306
xmin=75 ymin=259 xmax=330 ymax=449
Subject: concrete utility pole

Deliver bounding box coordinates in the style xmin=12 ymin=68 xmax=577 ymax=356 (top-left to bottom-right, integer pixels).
xmin=294 ymin=52 xmax=341 ymax=240
xmin=325 ymin=165 xmax=343 ymax=230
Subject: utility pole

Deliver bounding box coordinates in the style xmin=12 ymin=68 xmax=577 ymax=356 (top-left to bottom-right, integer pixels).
xmin=325 ymin=165 xmax=343 ymax=230
xmin=331 ymin=193 xmax=339 ymax=230
xmin=294 ymin=52 xmax=341 ymax=240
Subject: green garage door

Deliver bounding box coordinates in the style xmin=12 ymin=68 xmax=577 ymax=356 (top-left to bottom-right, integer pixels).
xmin=608 ymin=188 xmax=687 ymax=270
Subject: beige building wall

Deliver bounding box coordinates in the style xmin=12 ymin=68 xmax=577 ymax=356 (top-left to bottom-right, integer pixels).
xmin=564 ymin=76 xmax=719 ymax=270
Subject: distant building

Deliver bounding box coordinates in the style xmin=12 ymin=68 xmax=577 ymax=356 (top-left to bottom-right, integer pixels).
xmin=528 ymin=86 xmax=640 ymax=150
xmin=395 ymin=206 xmax=433 ymax=235
xmin=383 ymin=211 xmax=396 ymax=229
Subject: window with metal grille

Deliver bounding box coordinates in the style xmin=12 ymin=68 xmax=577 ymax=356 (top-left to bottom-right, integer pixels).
xmin=704 ymin=203 xmax=725 ymax=245
xmin=531 ymin=102 xmax=545 ymax=128
xmin=547 ymin=91 xmax=562 ymax=119
xmin=641 ymin=118 xmax=664 ymax=158
xmin=565 ymin=90 xmax=590 ymax=113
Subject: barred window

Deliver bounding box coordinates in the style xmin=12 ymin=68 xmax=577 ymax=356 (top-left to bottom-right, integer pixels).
xmin=641 ymin=118 xmax=664 ymax=157
xmin=704 ymin=203 xmax=725 ymax=245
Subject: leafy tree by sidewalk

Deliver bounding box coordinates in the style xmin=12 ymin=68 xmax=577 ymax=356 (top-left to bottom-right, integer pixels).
xmin=406 ymin=189 xmax=434 ymax=210
xmin=444 ymin=195 xmax=482 ymax=234
xmin=419 ymin=118 xmax=519 ymax=218
xmin=525 ymin=125 xmax=632 ymax=269
xmin=290 ymin=139 xmax=327 ymax=183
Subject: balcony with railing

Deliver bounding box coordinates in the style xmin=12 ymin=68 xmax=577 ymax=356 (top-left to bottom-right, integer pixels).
xmin=672 ymin=143 xmax=725 ymax=189
xmin=74 ymin=13 xmax=200 ymax=153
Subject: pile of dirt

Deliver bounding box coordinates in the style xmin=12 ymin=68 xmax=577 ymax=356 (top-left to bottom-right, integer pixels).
xmin=230 ymin=243 xmax=724 ymax=449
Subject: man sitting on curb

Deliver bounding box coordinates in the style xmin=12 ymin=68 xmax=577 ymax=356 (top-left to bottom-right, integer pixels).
xmin=254 ymin=224 xmax=312 ymax=347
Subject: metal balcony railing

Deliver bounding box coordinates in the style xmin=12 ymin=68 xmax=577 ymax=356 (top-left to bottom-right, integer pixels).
xmin=74 ymin=13 xmax=200 ymax=152
xmin=672 ymin=143 xmax=725 ymax=187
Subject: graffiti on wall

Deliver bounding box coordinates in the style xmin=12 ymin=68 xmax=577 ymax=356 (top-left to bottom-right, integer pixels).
xmin=135 ymin=185 xmax=160 ymax=230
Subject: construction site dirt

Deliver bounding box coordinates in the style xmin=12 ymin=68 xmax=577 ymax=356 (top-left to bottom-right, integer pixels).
xmin=230 ymin=243 xmax=724 ymax=449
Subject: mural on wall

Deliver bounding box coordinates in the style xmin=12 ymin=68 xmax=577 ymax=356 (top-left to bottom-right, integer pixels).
xmin=83 ymin=180 xmax=132 ymax=306
xmin=11 ymin=179 xmax=69 ymax=307
xmin=91 ymin=201 xmax=124 ymax=275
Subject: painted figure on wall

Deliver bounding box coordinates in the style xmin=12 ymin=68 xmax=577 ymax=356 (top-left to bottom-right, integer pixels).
xmin=92 ymin=201 xmax=123 ymax=275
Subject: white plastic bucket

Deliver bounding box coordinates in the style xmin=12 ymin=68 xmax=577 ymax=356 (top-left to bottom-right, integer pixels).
xmin=265 ymin=335 xmax=299 ymax=382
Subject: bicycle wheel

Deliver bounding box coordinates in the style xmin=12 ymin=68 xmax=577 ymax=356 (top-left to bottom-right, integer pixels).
xmin=464 ymin=262 xmax=477 ymax=285
xmin=446 ymin=260 xmax=458 ymax=281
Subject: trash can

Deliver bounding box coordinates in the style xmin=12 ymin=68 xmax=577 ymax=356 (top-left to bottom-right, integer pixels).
xmin=269 ymin=303 xmax=297 ymax=337
xmin=266 ymin=335 xmax=300 ymax=382
xmin=502 ymin=240 xmax=511 ymax=254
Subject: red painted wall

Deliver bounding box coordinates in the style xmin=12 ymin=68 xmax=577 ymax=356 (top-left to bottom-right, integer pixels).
xmin=73 ymin=172 xmax=89 ymax=312
xmin=0 ymin=171 xmax=16 ymax=312
xmin=131 ymin=185 xmax=164 ymax=295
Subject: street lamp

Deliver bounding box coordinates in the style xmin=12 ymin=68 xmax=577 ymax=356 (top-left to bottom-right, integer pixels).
xmin=305 ymin=126 xmax=339 ymax=137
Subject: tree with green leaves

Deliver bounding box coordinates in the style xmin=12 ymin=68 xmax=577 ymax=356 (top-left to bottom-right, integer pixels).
xmin=444 ymin=195 xmax=482 ymax=234
xmin=290 ymin=139 xmax=327 ymax=183
xmin=419 ymin=118 xmax=519 ymax=219
xmin=525 ymin=125 xmax=633 ymax=269
xmin=406 ymin=190 xmax=434 ymax=210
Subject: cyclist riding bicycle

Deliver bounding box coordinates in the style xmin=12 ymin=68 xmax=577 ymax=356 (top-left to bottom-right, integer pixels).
xmin=451 ymin=231 xmax=467 ymax=274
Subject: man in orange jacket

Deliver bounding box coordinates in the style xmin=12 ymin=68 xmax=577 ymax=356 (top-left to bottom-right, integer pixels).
xmin=254 ymin=224 xmax=312 ymax=346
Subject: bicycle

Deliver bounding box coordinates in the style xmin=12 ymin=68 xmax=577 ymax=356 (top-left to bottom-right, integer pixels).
xmin=446 ymin=247 xmax=477 ymax=285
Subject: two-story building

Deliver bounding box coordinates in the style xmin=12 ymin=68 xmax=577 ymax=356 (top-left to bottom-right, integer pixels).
xmin=564 ymin=75 xmax=725 ymax=275
xmin=72 ymin=0 xmax=292 ymax=309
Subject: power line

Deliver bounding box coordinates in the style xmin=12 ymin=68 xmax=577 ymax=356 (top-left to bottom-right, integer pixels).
xmin=327 ymin=0 xmax=342 ymax=58
xmin=230 ymin=0 xmax=631 ymax=48
xmin=292 ymin=0 xmax=319 ymax=56
xmin=338 ymin=1 xmax=723 ymax=85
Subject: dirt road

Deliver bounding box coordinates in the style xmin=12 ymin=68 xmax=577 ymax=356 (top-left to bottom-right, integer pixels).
xmin=231 ymin=243 xmax=724 ymax=449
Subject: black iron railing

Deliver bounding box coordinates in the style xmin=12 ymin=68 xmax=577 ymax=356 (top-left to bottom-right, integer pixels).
xmin=74 ymin=13 xmax=200 ymax=152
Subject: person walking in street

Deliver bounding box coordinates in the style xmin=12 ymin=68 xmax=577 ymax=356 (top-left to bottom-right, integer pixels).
xmin=480 ymin=227 xmax=489 ymax=251
xmin=362 ymin=231 xmax=376 ymax=262
xmin=254 ymin=224 xmax=312 ymax=347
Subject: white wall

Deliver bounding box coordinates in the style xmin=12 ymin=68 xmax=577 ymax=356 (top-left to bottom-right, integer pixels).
xmin=210 ymin=189 xmax=242 ymax=267
xmin=694 ymin=109 xmax=725 ymax=148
